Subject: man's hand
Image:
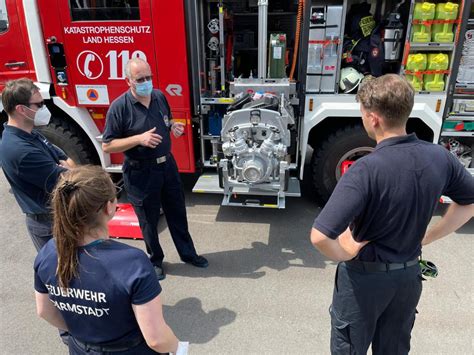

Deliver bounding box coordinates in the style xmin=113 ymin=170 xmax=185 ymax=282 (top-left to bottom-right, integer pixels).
xmin=171 ymin=122 xmax=185 ymax=138
xmin=58 ymin=160 xmax=73 ymax=170
xmin=139 ymin=127 xmax=163 ymax=148
xmin=65 ymin=158 xmax=77 ymax=168
xmin=422 ymin=203 xmax=474 ymax=246
xmin=338 ymin=227 xmax=369 ymax=257
xmin=311 ymin=227 xmax=369 ymax=262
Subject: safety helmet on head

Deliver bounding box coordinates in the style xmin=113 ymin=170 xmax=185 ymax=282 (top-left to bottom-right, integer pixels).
xmin=339 ymin=67 xmax=364 ymax=93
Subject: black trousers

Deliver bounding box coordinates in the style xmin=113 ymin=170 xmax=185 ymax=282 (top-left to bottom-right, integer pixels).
xmin=330 ymin=262 xmax=422 ymax=355
xmin=25 ymin=215 xmax=53 ymax=251
xmin=123 ymin=155 xmax=197 ymax=267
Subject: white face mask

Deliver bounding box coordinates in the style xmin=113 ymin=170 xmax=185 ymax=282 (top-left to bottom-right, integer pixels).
xmin=22 ymin=105 xmax=52 ymax=126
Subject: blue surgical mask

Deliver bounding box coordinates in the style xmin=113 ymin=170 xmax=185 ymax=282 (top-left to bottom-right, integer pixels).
xmin=135 ymin=80 xmax=153 ymax=97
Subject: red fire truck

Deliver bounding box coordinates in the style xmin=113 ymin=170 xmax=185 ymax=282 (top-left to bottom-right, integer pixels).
xmin=1 ymin=0 xmax=472 ymax=208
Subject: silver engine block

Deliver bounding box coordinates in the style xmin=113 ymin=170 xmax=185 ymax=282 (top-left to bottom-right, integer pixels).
xmin=220 ymin=96 xmax=294 ymax=188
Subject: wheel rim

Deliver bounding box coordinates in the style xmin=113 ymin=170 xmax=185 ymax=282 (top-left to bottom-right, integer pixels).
xmin=335 ymin=147 xmax=374 ymax=180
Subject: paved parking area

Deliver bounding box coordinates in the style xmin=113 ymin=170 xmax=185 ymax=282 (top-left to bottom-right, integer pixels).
xmin=0 ymin=172 xmax=472 ymax=354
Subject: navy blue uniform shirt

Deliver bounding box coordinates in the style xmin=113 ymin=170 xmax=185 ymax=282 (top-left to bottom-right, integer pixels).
xmin=1 ymin=124 xmax=67 ymax=214
xmin=103 ymin=89 xmax=172 ymax=160
xmin=313 ymin=134 xmax=474 ymax=263
xmin=34 ymin=239 xmax=161 ymax=344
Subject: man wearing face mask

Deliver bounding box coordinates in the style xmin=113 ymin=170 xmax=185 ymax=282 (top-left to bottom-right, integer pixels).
xmin=102 ymin=58 xmax=208 ymax=281
xmin=1 ymin=78 xmax=76 ymax=251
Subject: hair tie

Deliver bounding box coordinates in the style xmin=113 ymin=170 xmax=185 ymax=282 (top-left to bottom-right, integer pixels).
xmin=62 ymin=181 xmax=79 ymax=195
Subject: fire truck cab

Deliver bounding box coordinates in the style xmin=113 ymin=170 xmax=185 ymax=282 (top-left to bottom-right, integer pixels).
xmin=1 ymin=0 xmax=196 ymax=171
xmin=1 ymin=0 xmax=472 ymax=208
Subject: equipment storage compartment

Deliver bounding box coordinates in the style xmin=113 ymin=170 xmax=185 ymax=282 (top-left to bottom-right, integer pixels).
xmin=208 ymin=0 xmax=300 ymax=82
xmin=306 ymin=4 xmax=344 ymax=94
xmin=338 ymin=0 xmax=412 ymax=94
xmin=190 ymin=0 xmax=302 ymax=208
xmin=193 ymin=0 xmax=301 ymax=168
xmin=402 ymin=1 xmax=463 ymax=94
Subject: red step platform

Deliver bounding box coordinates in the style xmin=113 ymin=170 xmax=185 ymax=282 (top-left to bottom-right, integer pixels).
xmin=108 ymin=203 xmax=143 ymax=239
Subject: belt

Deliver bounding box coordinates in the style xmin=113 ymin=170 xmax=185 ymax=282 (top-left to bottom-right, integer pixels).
xmin=156 ymin=155 xmax=167 ymax=164
xmin=25 ymin=213 xmax=52 ymax=222
xmin=344 ymin=258 xmax=419 ymax=272
xmin=72 ymin=335 xmax=145 ymax=353
xmin=126 ymin=154 xmax=169 ymax=168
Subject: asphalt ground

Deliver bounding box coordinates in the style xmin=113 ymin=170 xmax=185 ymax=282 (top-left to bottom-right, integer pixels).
xmin=0 ymin=169 xmax=473 ymax=355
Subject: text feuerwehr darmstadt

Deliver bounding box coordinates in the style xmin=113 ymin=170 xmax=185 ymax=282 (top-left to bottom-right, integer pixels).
xmin=44 ymin=284 xmax=110 ymax=318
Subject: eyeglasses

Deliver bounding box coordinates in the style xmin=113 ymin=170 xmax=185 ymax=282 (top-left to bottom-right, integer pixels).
xmin=133 ymin=75 xmax=153 ymax=84
xmin=28 ymin=101 xmax=45 ymax=109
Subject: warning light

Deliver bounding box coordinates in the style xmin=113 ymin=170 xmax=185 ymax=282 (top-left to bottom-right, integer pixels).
xmin=435 ymin=99 xmax=442 ymax=112
xmin=309 ymin=98 xmax=314 ymax=111
xmin=88 ymin=108 xmax=107 ymax=120
xmin=91 ymin=112 xmax=105 ymax=119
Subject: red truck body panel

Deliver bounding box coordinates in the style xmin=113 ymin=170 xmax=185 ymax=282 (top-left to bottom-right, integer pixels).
xmin=35 ymin=0 xmax=196 ymax=172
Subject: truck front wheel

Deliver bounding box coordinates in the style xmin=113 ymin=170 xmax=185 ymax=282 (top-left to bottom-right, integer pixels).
xmin=38 ymin=117 xmax=98 ymax=165
xmin=311 ymin=124 xmax=375 ymax=203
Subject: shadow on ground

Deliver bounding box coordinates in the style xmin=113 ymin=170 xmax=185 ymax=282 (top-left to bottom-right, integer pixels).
xmin=163 ymin=297 xmax=236 ymax=344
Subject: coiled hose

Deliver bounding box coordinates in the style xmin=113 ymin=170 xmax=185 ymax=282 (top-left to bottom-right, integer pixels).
xmin=289 ymin=0 xmax=304 ymax=80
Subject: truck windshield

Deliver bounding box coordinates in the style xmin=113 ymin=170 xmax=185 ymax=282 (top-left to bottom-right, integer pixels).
xmin=69 ymin=0 xmax=139 ymax=22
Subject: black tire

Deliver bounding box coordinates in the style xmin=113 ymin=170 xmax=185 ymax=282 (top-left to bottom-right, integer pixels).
xmin=311 ymin=124 xmax=375 ymax=203
xmin=38 ymin=116 xmax=98 ymax=165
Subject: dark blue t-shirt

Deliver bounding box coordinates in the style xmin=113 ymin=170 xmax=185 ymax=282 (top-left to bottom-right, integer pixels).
xmin=34 ymin=239 xmax=161 ymax=344
xmin=1 ymin=124 xmax=67 ymax=214
xmin=102 ymin=89 xmax=172 ymax=160
xmin=313 ymin=134 xmax=474 ymax=263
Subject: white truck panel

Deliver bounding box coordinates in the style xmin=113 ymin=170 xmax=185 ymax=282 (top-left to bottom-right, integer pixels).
xmin=23 ymin=0 xmax=51 ymax=83
xmin=299 ymin=94 xmax=445 ymax=179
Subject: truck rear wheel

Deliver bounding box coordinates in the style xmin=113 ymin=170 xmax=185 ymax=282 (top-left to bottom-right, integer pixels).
xmin=311 ymin=124 xmax=375 ymax=203
xmin=38 ymin=117 xmax=98 ymax=165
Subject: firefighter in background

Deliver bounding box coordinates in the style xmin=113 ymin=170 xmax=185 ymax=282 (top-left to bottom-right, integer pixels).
xmin=1 ymin=78 xmax=76 ymax=251
xmin=311 ymin=75 xmax=474 ymax=354
xmin=102 ymin=58 xmax=208 ymax=281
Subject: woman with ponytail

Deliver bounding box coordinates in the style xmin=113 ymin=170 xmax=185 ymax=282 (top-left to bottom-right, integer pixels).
xmin=33 ymin=165 xmax=184 ymax=354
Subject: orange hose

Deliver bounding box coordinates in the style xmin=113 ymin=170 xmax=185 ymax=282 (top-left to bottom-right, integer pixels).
xmin=454 ymin=0 xmax=464 ymax=45
xmin=289 ymin=0 xmax=304 ymax=81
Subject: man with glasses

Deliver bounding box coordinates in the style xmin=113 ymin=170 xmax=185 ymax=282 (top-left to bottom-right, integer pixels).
xmin=102 ymin=58 xmax=208 ymax=281
xmin=1 ymin=78 xmax=76 ymax=251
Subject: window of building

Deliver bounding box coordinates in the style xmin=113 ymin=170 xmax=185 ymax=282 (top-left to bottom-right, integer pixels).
xmin=0 ymin=0 xmax=9 ymax=34
xmin=70 ymin=0 xmax=140 ymax=22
